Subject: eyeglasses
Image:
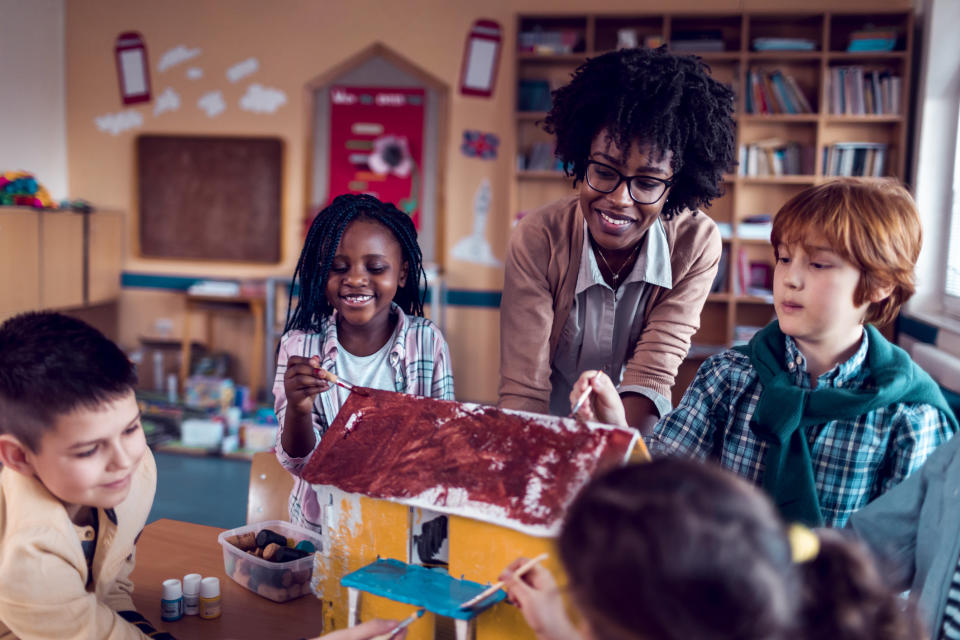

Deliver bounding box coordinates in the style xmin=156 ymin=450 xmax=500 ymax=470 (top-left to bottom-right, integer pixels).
xmin=585 ymin=160 xmax=674 ymax=205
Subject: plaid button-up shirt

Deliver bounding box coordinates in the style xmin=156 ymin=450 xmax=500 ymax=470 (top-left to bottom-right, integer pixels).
xmin=651 ymin=330 xmax=955 ymax=527
xmin=273 ymin=306 xmax=455 ymax=532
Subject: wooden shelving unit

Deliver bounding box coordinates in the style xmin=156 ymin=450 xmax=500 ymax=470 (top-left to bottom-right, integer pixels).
xmin=512 ymin=10 xmax=914 ymax=402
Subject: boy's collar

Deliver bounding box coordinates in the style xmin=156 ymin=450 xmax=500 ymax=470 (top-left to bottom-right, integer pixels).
xmin=784 ymin=330 xmax=869 ymax=389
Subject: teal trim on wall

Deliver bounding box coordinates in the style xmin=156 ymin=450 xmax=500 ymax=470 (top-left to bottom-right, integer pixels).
xmin=121 ymin=272 xmax=502 ymax=308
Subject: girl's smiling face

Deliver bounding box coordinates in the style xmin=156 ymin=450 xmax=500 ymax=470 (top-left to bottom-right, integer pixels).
xmin=325 ymin=219 xmax=407 ymax=350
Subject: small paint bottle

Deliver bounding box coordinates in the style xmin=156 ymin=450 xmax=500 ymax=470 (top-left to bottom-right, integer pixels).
xmin=160 ymin=578 xmax=184 ymax=621
xmin=182 ymin=573 xmax=201 ymax=615
xmin=199 ymin=576 xmax=222 ymax=619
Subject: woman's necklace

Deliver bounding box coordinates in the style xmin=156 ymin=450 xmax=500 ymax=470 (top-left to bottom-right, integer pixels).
xmin=593 ymin=241 xmax=641 ymax=286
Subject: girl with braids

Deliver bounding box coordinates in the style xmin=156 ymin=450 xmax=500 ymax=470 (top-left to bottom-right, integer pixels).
xmin=501 ymin=459 xmax=924 ymax=640
xmin=499 ymin=47 xmax=736 ymax=433
xmin=273 ymin=193 xmax=454 ymax=533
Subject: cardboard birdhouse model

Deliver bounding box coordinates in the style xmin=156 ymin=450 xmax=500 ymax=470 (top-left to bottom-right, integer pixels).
xmin=300 ymin=388 xmax=643 ymax=639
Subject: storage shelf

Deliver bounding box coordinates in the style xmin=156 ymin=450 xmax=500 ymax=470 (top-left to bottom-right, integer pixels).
xmin=514 ymin=9 xmax=912 ymax=360
xmin=739 ymin=175 xmax=817 ymax=184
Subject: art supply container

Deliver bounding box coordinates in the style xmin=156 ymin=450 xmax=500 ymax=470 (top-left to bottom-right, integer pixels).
xmin=161 ymin=578 xmax=183 ymax=621
xmin=199 ymin=576 xmax=222 ymax=619
xmin=218 ymin=519 xmax=325 ymax=602
xmin=183 ymin=573 xmax=201 ymax=615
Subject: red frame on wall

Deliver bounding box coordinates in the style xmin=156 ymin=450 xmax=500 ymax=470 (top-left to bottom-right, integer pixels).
xmin=459 ymin=19 xmax=502 ymax=98
xmin=114 ymin=31 xmax=152 ymax=105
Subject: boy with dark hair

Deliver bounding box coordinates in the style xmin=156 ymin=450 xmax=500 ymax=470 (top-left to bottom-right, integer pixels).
xmin=499 ymin=46 xmax=736 ymax=433
xmin=571 ymin=179 xmax=957 ymax=527
xmin=0 ymin=312 xmax=171 ymax=639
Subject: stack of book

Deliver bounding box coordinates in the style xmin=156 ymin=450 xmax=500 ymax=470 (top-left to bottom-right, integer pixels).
xmin=670 ymin=29 xmax=726 ymax=52
xmin=745 ymin=69 xmax=814 ymax=115
xmin=827 ymin=67 xmax=901 ymax=115
xmin=739 ymin=140 xmax=815 ymax=177
xmin=822 ymin=142 xmax=888 ymax=177
xmin=518 ymin=142 xmax=562 ymax=171
xmin=752 ymin=37 xmax=816 ymax=51
xmin=517 ymin=28 xmax=583 ymax=55
xmin=847 ymin=28 xmax=898 ymax=52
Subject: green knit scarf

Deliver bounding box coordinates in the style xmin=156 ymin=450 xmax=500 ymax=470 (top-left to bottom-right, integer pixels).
xmin=734 ymin=321 xmax=958 ymax=526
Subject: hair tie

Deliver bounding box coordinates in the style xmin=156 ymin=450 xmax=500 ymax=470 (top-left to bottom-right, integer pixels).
xmin=788 ymin=523 xmax=820 ymax=564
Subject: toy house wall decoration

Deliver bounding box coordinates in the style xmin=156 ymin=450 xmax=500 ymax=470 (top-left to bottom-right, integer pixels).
xmin=301 ymin=388 xmax=646 ymax=638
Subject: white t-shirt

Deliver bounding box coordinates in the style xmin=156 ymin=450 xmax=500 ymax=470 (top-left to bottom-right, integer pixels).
xmin=334 ymin=328 xmax=398 ymax=405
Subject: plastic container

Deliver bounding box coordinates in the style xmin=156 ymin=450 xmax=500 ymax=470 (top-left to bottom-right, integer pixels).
xmin=217 ymin=520 xmax=324 ymax=603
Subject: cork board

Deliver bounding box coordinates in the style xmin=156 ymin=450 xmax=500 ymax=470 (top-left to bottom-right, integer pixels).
xmin=137 ymin=135 xmax=283 ymax=262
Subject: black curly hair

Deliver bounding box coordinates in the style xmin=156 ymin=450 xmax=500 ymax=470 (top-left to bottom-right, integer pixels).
xmin=544 ymin=46 xmax=736 ymax=218
xmin=283 ymin=193 xmax=426 ymax=334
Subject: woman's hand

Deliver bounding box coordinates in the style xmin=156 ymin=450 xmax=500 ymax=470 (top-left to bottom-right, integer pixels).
xmin=569 ymin=370 xmax=627 ymax=427
xmin=307 ymin=618 xmax=406 ymax=640
xmin=284 ymin=355 xmax=331 ymax=416
xmin=500 ymin=559 xmax=581 ymax=640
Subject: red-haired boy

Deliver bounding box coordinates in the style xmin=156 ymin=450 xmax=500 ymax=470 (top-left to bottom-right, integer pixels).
xmin=572 ymin=178 xmax=957 ymax=527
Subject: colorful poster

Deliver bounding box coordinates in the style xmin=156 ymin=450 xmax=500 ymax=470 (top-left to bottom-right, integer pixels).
xmin=328 ymin=86 xmax=425 ymax=228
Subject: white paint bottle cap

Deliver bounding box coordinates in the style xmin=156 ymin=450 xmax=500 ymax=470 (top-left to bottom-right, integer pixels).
xmin=199 ymin=576 xmax=220 ymax=598
xmin=183 ymin=573 xmax=201 ymax=595
xmin=162 ymin=578 xmax=183 ymax=599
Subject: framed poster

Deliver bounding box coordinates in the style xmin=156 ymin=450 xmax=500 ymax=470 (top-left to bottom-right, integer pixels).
xmin=328 ymin=86 xmax=425 ymax=228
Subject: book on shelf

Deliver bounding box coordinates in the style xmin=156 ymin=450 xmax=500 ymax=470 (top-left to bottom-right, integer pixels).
xmin=518 ymin=28 xmax=583 ymax=55
xmin=517 ymin=79 xmax=553 ymax=112
xmin=847 ymin=28 xmax=898 ymax=52
xmin=711 ymin=244 xmax=730 ymax=293
xmin=828 ymin=67 xmax=901 ymax=115
xmin=752 ymin=37 xmax=816 ymax=52
xmin=737 ymin=214 xmax=773 ymax=240
xmin=823 ymin=143 xmax=887 ymax=177
xmin=739 ymin=140 xmax=814 ymax=177
xmin=519 ymin=142 xmax=561 ymax=171
xmin=746 ymin=69 xmax=813 ymax=115
xmin=670 ymin=29 xmax=726 ymax=52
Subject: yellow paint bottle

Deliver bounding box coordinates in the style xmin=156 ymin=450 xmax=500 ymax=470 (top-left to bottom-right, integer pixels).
xmin=199 ymin=576 xmax=222 ymax=619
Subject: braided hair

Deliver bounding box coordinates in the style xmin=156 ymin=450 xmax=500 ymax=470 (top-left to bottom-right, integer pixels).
xmin=283 ymin=193 xmax=426 ymax=334
xmin=544 ymin=46 xmax=736 ymax=219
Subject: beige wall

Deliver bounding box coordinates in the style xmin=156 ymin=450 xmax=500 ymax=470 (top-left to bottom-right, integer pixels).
xmin=63 ymin=0 xmax=913 ymax=403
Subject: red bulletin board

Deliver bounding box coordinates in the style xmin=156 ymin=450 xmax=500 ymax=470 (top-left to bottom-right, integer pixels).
xmin=328 ymin=86 xmax=425 ymax=229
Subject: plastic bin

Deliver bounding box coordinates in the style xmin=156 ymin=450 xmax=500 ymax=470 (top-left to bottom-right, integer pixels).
xmin=217 ymin=520 xmax=324 ymax=602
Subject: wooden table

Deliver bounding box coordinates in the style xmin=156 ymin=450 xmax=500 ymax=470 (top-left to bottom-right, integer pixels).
xmin=131 ymin=518 xmax=325 ymax=640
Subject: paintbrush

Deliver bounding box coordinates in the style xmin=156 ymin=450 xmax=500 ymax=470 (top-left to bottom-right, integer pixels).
xmin=313 ymin=369 xmax=367 ymax=395
xmin=369 ymin=608 xmax=425 ymax=640
xmin=569 ymin=371 xmax=602 ymax=418
xmin=458 ymin=553 xmax=549 ymax=610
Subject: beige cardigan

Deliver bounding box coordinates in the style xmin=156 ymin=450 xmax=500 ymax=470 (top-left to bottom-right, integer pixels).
xmin=498 ymin=195 xmax=721 ymax=414
xmin=0 ymin=451 xmax=157 ymax=640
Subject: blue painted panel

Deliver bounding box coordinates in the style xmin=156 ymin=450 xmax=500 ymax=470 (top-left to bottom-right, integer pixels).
xmin=341 ymin=558 xmax=506 ymax=620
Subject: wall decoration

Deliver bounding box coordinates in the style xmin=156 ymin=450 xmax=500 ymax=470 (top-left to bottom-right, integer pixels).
xmin=198 ymin=91 xmax=226 ymax=117
xmin=451 ymin=179 xmax=501 ymax=267
xmin=227 ymin=57 xmax=259 ymax=83
xmin=158 ymin=45 xmax=201 ymax=72
xmin=460 ymin=130 xmax=499 ymax=159
xmin=154 ymin=87 xmax=180 ymax=116
xmin=94 ymin=110 xmax=143 ymax=136
xmin=239 ymin=84 xmax=287 ymax=114
xmin=327 ymin=86 xmax=425 ymax=228
xmin=114 ymin=32 xmax=152 ymax=105
xmin=186 ymin=67 xmax=203 ymax=80
xmin=459 ymin=19 xmax=502 ymax=98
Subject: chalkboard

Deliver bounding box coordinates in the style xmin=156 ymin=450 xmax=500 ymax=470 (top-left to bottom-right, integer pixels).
xmin=137 ymin=135 xmax=283 ymax=262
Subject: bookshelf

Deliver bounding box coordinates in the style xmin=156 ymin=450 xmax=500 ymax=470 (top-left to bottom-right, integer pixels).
xmin=511 ymin=10 xmax=914 ymax=403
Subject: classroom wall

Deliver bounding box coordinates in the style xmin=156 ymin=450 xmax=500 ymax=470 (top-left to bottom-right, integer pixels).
xmin=0 ymin=0 xmax=68 ymax=201
xmin=56 ymin=0 xmax=915 ymax=404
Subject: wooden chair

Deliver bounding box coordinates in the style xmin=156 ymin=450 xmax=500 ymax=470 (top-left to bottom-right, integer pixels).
xmin=247 ymin=451 xmax=295 ymax=524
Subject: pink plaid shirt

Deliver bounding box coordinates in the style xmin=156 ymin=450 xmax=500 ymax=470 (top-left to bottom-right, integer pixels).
xmin=273 ymin=306 xmax=454 ymax=532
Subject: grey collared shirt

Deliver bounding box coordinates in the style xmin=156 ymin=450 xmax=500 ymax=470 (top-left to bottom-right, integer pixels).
xmin=549 ymin=219 xmax=674 ymax=417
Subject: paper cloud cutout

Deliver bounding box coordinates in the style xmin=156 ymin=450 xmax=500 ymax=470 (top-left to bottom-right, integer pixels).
xmin=198 ymin=91 xmax=226 ymax=117
xmin=186 ymin=67 xmax=203 ymax=79
xmin=154 ymin=87 xmax=180 ymax=116
xmin=94 ymin=110 xmax=143 ymax=136
xmin=227 ymin=57 xmax=259 ymax=83
xmin=158 ymin=45 xmax=201 ymax=72
xmin=239 ymin=84 xmax=287 ymax=113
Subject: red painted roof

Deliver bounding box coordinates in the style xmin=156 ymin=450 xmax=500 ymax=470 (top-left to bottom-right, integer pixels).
xmin=301 ymin=388 xmax=638 ymax=536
